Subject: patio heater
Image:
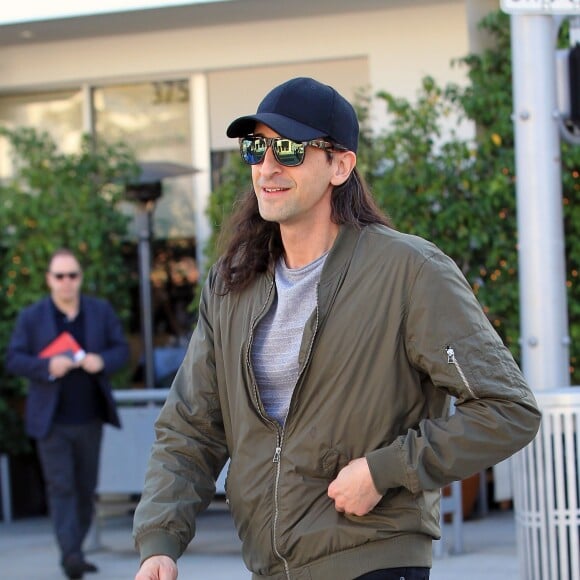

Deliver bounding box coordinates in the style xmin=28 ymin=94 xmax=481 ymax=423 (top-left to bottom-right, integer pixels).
xmin=125 ymin=161 xmax=197 ymax=390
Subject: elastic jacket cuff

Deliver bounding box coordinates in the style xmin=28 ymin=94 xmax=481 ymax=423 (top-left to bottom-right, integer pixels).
xmin=366 ymin=439 xmax=414 ymax=494
xmin=137 ymin=530 xmax=182 ymax=565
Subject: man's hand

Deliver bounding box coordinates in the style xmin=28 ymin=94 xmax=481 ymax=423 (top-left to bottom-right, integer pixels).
xmin=135 ymin=555 xmax=178 ymax=580
xmin=80 ymin=353 xmax=104 ymax=374
xmin=48 ymin=355 xmax=78 ymax=378
xmin=327 ymin=457 xmax=382 ymax=516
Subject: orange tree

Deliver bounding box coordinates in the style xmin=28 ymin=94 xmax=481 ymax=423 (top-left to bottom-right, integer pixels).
xmin=358 ymin=10 xmax=579 ymax=383
xmin=358 ymin=11 xmax=521 ymax=356
xmin=0 ymin=127 xmax=138 ymax=454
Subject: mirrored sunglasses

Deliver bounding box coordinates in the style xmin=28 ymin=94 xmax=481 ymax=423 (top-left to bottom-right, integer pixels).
xmin=50 ymin=271 xmax=80 ymax=280
xmin=239 ymin=136 xmax=337 ymax=167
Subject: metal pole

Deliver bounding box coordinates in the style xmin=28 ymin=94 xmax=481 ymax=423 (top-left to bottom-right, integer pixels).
xmin=0 ymin=454 xmax=12 ymax=522
xmin=137 ymin=203 xmax=156 ymax=389
xmin=510 ymin=14 xmax=571 ymax=391
xmin=509 ymin=13 xmax=579 ymax=580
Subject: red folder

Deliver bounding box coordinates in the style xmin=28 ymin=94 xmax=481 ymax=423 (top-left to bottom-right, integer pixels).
xmin=39 ymin=332 xmax=86 ymax=362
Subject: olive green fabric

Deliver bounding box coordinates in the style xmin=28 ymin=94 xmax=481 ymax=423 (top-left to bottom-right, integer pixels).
xmin=134 ymin=224 xmax=541 ymax=579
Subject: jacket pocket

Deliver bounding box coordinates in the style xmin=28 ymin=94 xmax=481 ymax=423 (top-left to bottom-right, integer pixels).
xmin=445 ymin=345 xmax=478 ymax=400
xmin=346 ymin=487 xmax=422 ymax=531
xmin=443 ymin=329 xmax=527 ymax=401
xmin=320 ymin=447 xmax=349 ymax=479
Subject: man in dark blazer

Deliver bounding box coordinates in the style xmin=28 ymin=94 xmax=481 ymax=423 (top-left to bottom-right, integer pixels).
xmin=6 ymin=248 xmax=129 ymax=580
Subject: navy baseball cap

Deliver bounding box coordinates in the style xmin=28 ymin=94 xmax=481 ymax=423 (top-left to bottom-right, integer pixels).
xmin=226 ymin=77 xmax=359 ymax=153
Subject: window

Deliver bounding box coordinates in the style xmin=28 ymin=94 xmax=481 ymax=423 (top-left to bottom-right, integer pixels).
xmin=0 ymin=90 xmax=83 ymax=178
xmin=93 ymin=80 xmax=194 ymax=240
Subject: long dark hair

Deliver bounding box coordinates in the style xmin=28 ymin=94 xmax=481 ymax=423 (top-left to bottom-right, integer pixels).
xmin=217 ymin=167 xmax=392 ymax=293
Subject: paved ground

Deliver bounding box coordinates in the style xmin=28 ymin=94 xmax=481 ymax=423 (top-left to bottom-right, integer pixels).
xmin=0 ymin=500 xmax=522 ymax=580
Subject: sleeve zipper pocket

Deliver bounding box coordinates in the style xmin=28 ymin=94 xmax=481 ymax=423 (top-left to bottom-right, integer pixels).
xmin=445 ymin=345 xmax=478 ymax=399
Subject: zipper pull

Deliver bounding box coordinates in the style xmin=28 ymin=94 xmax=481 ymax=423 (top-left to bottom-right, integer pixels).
xmin=273 ymin=446 xmax=281 ymax=463
xmin=446 ymin=346 xmax=455 ymax=364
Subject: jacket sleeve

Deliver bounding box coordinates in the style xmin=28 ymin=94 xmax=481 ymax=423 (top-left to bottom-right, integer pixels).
xmin=6 ymin=309 xmax=52 ymax=382
xmin=132 ymin=272 xmax=229 ymax=563
xmin=366 ymin=249 xmax=541 ymax=494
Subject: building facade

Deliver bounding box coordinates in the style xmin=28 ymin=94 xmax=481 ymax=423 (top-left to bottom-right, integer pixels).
xmin=0 ymin=0 xmax=498 ymax=250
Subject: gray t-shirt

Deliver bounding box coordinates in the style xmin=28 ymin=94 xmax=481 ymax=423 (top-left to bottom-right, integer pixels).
xmin=252 ymin=253 xmax=327 ymax=425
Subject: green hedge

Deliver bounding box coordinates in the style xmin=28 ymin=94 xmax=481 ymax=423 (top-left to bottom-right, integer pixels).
xmin=0 ymin=127 xmax=138 ymax=454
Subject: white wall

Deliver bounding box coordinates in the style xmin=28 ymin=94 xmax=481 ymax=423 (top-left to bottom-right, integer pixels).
xmin=0 ymin=2 xmax=471 ymax=139
xmin=208 ymin=58 xmax=370 ymax=151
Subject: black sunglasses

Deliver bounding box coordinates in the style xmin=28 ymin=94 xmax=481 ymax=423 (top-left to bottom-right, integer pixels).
xmin=239 ymin=136 xmax=341 ymax=167
xmin=50 ymin=271 xmax=81 ymax=280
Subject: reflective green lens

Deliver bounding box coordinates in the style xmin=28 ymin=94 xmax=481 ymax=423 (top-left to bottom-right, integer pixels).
xmin=240 ymin=137 xmax=306 ymax=167
xmin=272 ymin=139 xmax=305 ymax=166
xmin=241 ymin=138 xmax=267 ymax=164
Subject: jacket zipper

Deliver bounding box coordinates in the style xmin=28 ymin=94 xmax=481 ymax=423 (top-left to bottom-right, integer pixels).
xmin=245 ymin=278 xmax=293 ymax=578
xmin=272 ymin=437 xmax=290 ymax=579
xmin=445 ymin=345 xmax=478 ymax=399
xmin=270 ymin=288 xmax=321 ymax=580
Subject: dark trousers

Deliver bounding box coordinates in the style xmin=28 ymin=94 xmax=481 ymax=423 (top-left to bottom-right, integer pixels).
xmin=355 ymin=568 xmax=430 ymax=580
xmin=36 ymin=421 xmax=103 ymax=561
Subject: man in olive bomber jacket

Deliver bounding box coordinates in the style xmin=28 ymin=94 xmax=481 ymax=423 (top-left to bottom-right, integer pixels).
xmin=133 ymin=77 xmax=541 ymax=580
